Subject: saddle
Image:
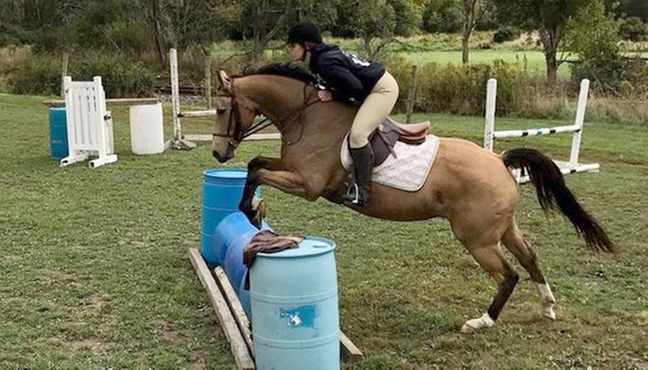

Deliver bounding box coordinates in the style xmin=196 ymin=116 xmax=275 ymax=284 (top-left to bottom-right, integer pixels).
xmin=368 ymin=117 xmax=430 ymax=166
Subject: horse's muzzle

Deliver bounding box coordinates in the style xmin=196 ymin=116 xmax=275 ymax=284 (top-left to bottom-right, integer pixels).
xmin=212 ymin=150 xmax=233 ymax=163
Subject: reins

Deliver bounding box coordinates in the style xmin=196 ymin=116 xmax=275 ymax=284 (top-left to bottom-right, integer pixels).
xmin=276 ymin=84 xmax=319 ymax=145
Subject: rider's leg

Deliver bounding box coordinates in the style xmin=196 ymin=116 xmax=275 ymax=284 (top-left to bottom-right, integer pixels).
xmin=345 ymin=72 xmax=399 ymax=205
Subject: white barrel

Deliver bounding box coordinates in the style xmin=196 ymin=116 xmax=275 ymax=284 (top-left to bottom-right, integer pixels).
xmin=129 ymin=103 xmax=164 ymax=155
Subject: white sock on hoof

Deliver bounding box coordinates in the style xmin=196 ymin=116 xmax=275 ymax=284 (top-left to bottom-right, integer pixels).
xmin=536 ymin=283 xmax=556 ymax=319
xmin=461 ymin=313 xmax=494 ymax=333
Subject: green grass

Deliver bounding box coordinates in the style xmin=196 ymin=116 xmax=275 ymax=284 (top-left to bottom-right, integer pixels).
xmin=1 ymin=93 xmax=647 ymax=368
xmin=400 ymin=50 xmax=572 ymax=76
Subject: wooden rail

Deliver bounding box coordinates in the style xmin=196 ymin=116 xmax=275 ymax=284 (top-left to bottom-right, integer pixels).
xmin=188 ymin=248 xmax=363 ymax=369
xmin=42 ymin=98 xmax=159 ymax=107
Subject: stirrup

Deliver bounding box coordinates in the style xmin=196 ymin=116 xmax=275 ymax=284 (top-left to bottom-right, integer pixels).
xmin=343 ymin=183 xmax=365 ymax=205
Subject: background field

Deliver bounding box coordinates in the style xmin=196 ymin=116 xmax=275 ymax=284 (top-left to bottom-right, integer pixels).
xmin=0 ymin=93 xmax=646 ymax=368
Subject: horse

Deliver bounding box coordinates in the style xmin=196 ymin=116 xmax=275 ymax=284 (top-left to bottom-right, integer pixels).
xmin=211 ymin=64 xmax=615 ymax=334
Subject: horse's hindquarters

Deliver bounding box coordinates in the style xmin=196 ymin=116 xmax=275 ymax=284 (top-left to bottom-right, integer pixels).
xmin=355 ymin=138 xmax=519 ymax=224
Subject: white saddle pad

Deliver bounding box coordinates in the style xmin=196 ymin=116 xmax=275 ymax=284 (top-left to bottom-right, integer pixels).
xmin=341 ymin=134 xmax=440 ymax=192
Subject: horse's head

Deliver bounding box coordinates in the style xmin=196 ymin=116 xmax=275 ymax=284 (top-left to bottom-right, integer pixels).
xmin=212 ymin=70 xmax=259 ymax=163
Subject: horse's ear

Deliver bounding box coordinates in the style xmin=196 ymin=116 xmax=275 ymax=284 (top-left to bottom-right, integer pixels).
xmin=218 ymin=70 xmax=232 ymax=93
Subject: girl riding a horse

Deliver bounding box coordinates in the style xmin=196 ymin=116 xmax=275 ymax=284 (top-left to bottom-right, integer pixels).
xmin=287 ymin=22 xmax=399 ymax=206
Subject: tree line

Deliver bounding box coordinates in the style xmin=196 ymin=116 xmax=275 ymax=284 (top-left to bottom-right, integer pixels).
xmin=0 ymin=0 xmax=646 ymax=81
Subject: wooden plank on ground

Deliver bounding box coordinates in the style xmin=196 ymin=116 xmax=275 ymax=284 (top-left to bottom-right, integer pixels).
xmin=214 ymin=266 xmax=254 ymax=356
xmin=340 ymin=331 xmax=363 ymax=362
xmin=185 ymin=133 xmax=280 ymax=142
xmin=188 ymin=249 xmax=255 ymax=370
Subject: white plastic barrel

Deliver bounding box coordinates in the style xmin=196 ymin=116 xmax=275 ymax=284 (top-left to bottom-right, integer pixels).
xmin=129 ymin=103 xmax=164 ymax=154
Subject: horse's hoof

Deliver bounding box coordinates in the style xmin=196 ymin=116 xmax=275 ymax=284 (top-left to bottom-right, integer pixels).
xmin=542 ymin=307 xmax=556 ymax=320
xmin=250 ymin=197 xmax=266 ymax=228
xmin=252 ymin=197 xmax=266 ymax=219
xmin=460 ymin=322 xmax=477 ymax=334
xmin=460 ymin=313 xmax=494 ymax=334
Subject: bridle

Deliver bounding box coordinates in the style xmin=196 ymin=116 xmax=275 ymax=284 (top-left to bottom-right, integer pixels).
xmin=212 ymin=80 xmax=267 ymax=150
xmin=213 ymin=78 xmax=319 ymax=147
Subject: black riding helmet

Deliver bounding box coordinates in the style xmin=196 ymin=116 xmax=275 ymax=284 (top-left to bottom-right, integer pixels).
xmin=287 ymin=22 xmax=322 ymax=45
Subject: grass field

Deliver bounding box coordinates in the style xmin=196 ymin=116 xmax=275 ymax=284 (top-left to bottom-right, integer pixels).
xmin=1 ymin=93 xmax=647 ymax=369
xmin=214 ymin=41 xmax=571 ymax=76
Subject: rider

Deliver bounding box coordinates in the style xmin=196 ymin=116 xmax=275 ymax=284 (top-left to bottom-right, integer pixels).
xmin=287 ymin=22 xmax=399 ymax=206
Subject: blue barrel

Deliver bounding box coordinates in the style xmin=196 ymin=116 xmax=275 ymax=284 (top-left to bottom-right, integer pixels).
xmin=201 ymin=168 xmax=257 ymax=265
xmin=250 ymin=236 xmax=339 ymax=370
xmin=49 ymin=106 xmax=68 ymax=159
xmin=214 ymin=211 xmax=271 ymax=318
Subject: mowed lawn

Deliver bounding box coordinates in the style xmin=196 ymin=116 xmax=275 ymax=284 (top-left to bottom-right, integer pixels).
xmin=0 ymin=93 xmax=647 ymax=369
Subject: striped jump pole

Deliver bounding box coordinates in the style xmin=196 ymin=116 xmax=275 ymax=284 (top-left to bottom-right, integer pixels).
xmin=484 ymin=78 xmax=599 ymax=182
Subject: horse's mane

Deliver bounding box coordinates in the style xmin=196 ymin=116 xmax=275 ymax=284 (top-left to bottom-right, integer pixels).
xmin=242 ymin=63 xmax=315 ymax=84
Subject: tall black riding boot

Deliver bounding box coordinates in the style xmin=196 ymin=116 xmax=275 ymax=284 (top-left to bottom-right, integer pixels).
xmin=343 ymin=144 xmax=374 ymax=206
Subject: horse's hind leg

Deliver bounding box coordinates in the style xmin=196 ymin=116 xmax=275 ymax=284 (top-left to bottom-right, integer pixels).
xmin=459 ymin=241 xmax=520 ymax=334
xmin=501 ymin=220 xmax=556 ymax=320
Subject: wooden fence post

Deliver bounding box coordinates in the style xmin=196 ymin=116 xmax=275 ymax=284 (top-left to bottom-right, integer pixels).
xmin=405 ymin=65 xmax=417 ymax=123
xmin=60 ymin=52 xmax=69 ymax=98
xmin=205 ymin=55 xmax=212 ymax=109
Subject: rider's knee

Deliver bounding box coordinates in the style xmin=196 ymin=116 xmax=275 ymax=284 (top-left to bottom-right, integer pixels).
xmin=349 ymin=131 xmax=369 ymax=148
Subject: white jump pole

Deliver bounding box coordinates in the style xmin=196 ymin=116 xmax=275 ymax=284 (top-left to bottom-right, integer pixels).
xmin=484 ymin=78 xmax=497 ymax=151
xmin=569 ymin=78 xmax=589 ymax=168
xmin=484 ymin=78 xmax=599 ymax=182
xmin=165 ymin=48 xmax=196 ymax=150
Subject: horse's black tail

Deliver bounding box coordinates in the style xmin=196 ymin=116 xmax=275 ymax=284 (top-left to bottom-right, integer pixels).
xmin=502 ymin=148 xmax=616 ymax=253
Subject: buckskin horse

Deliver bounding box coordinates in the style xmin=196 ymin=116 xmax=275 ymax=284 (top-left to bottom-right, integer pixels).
xmin=211 ymin=64 xmax=615 ymax=334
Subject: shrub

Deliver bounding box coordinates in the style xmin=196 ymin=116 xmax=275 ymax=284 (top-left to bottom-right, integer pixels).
xmin=5 ymin=53 xmax=61 ymax=95
xmin=493 ymin=27 xmax=520 ymax=43
xmin=4 ymin=51 xmax=155 ymax=97
xmin=619 ymin=17 xmax=647 ymax=41
xmin=71 ymin=52 xmax=155 ymax=97
xmin=0 ymin=24 xmax=39 ymax=47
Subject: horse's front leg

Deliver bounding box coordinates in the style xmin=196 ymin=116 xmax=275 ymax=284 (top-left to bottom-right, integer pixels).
xmin=239 ymin=157 xmax=314 ymax=226
xmin=239 ymin=156 xmax=284 ymax=225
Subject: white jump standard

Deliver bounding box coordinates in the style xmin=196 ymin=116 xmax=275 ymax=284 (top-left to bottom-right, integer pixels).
xmin=484 ymin=78 xmax=599 ymax=182
xmin=60 ymin=76 xmax=117 ymax=168
xmin=166 ymin=48 xmax=200 ymax=150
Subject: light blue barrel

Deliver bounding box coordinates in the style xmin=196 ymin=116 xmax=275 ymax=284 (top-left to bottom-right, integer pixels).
xmin=48 ymin=106 xmax=68 ymax=159
xmin=201 ymin=168 xmax=249 ymax=265
xmin=214 ymin=211 xmax=272 ymax=318
xmin=250 ymin=236 xmax=339 ymax=370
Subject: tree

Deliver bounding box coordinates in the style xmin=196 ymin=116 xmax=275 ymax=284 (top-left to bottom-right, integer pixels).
xmin=227 ymin=0 xmax=340 ymax=62
xmin=388 ymin=0 xmax=426 ymax=36
xmin=563 ymin=0 xmax=624 ymax=87
xmin=145 ymin=0 xmax=166 ymax=65
xmin=606 ymin=0 xmax=648 ymax=19
xmin=422 ymin=0 xmax=463 ymax=33
xmin=491 ymin=0 xmax=594 ymax=81
xmin=461 ymin=0 xmax=488 ymax=63
xmin=353 ymin=0 xmax=397 ymax=58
